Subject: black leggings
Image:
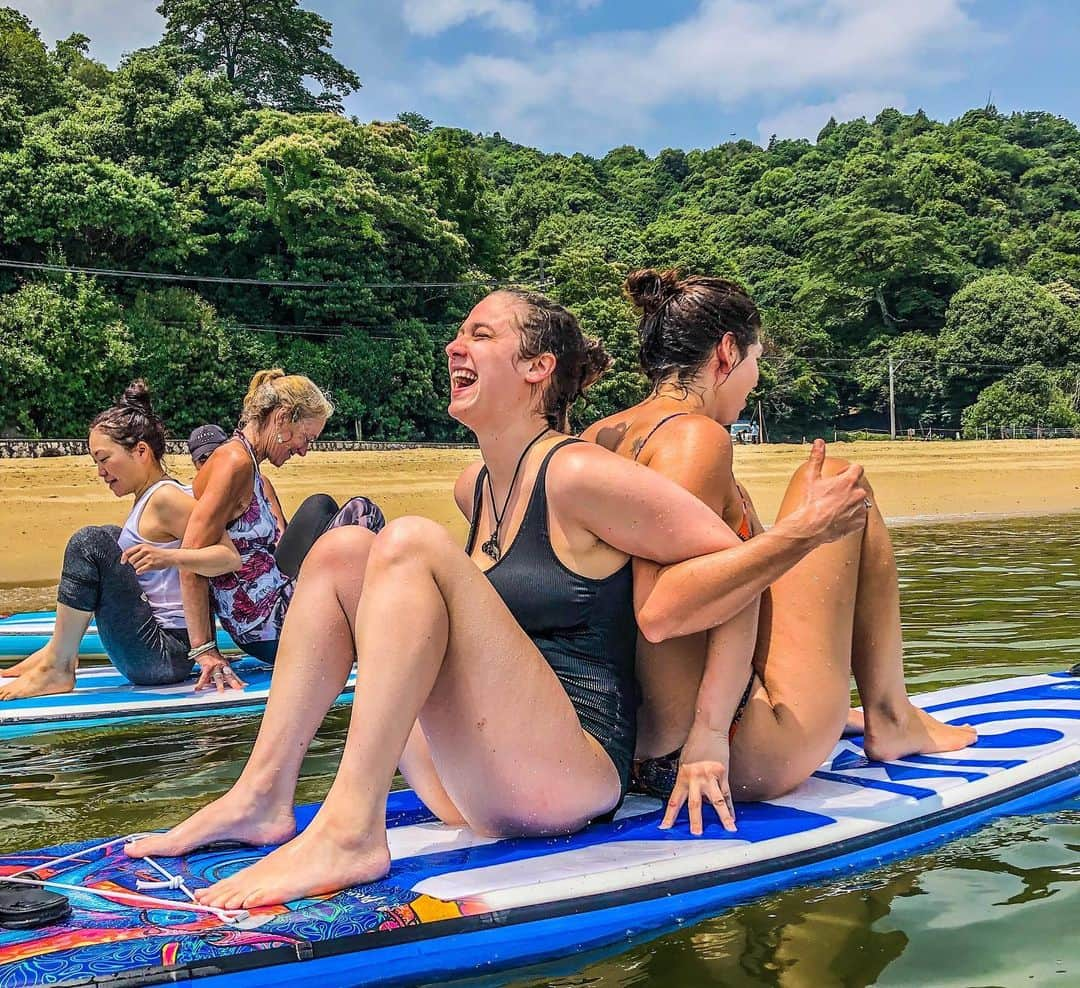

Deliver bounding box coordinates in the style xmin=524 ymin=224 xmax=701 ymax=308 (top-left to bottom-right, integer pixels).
xmin=273 ymin=494 xmax=385 ymax=579
xmin=57 ymin=526 xmax=192 ymax=686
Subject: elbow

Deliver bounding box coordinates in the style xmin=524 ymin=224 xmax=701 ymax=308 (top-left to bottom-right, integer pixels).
xmin=636 ymin=599 xmax=678 ymax=644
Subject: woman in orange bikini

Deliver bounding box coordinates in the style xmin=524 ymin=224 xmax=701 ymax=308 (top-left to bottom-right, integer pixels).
xmin=583 ymin=269 xmax=976 ymax=834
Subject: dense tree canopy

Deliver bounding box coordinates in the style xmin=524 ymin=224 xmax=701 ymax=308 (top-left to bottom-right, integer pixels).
xmin=1 ymin=7 xmax=1078 ymax=440
xmin=156 ymin=0 xmax=360 ymax=112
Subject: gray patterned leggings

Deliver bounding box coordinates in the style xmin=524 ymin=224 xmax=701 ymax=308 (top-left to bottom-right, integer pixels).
xmin=57 ymin=525 xmax=192 ymax=686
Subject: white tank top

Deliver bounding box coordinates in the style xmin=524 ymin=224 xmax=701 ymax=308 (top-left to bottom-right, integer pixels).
xmin=117 ymin=478 xmax=192 ymax=631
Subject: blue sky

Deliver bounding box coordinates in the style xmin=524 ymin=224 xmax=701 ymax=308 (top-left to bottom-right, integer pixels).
xmin=13 ymin=1 xmax=1080 ymax=155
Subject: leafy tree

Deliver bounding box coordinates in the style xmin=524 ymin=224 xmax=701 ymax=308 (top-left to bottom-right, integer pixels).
xmin=397 ymin=112 xmax=433 ymax=135
xmin=0 ymin=7 xmax=62 ymax=114
xmin=962 ymin=364 xmax=1080 ymax=435
xmin=0 ymin=277 xmax=133 ymax=436
xmin=125 ymin=288 xmax=271 ymax=434
xmin=54 ymin=33 xmax=111 ymax=91
xmin=157 ymin=0 xmax=360 ymax=111
xmin=938 ymin=274 xmax=1080 ymax=412
xmin=850 ymin=332 xmax=948 ymax=430
xmin=798 ymin=205 xmax=965 ymax=339
xmin=0 ymin=130 xmax=205 ymax=266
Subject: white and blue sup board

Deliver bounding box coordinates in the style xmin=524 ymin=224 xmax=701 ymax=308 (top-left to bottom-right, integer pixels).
xmin=0 ymin=662 xmax=358 ymax=740
xmin=0 ymin=672 xmax=1076 ymax=987
xmin=0 ymin=610 xmax=235 ymax=659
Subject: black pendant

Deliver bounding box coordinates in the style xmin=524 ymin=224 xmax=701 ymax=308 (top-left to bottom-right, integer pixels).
xmin=481 ymin=537 xmax=501 ymax=562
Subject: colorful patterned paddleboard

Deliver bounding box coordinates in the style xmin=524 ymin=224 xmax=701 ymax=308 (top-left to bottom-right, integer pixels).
xmin=0 ymin=610 xmax=235 ymax=659
xmin=1 ymin=672 xmax=1076 ymax=987
xmin=0 ymin=662 xmax=357 ymax=740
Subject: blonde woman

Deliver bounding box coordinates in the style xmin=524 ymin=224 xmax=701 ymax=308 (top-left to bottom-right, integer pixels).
xmin=181 ymin=370 xmax=383 ymax=691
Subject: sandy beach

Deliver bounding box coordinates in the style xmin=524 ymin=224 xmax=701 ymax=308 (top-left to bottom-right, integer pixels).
xmin=1 ymin=439 xmax=1078 ymax=614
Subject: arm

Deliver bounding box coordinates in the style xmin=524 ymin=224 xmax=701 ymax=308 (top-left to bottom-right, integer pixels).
xmin=551 ymin=439 xmax=869 ymax=643
xmin=121 ymin=486 xmax=242 ymax=577
xmin=182 ymin=447 xmax=254 ymax=691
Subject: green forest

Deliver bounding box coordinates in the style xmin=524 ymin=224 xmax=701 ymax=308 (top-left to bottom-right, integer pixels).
xmin=1 ymin=3 xmax=1079 ymax=441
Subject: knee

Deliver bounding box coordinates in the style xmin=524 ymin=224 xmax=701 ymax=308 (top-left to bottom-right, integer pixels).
xmin=792 ymin=455 xmax=852 ymax=483
xmin=370 ymin=517 xmax=454 ymax=570
xmin=304 ymin=524 xmax=377 ymax=572
xmin=300 ymin=492 xmax=339 ymax=514
xmin=67 ymin=525 xmax=118 ymax=560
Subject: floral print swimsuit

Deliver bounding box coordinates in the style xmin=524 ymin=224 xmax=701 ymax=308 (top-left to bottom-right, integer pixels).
xmin=209 ymin=433 xmax=293 ymax=646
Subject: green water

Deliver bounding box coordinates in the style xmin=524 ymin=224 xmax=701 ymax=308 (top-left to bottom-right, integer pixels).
xmin=2 ymin=514 xmax=1078 ymax=986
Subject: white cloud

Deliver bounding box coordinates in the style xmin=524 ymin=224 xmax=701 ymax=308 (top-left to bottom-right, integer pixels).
xmin=756 ymin=90 xmax=907 ymax=143
xmin=418 ymin=0 xmax=993 ymax=148
xmin=11 ymin=0 xmax=164 ymax=66
xmin=401 ymin=0 xmax=540 ymax=38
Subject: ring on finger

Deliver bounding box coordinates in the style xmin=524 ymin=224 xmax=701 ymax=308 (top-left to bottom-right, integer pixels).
xmin=863 ymin=497 xmax=873 ymax=509
xmin=211 ymin=669 xmax=225 ymax=683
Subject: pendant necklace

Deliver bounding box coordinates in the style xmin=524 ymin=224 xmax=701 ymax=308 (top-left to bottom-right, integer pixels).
xmin=481 ymin=427 xmax=551 ymax=562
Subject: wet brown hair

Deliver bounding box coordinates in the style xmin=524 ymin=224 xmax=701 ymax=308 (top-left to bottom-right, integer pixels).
xmin=501 ymin=290 xmax=611 ymax=432
xmin=626 ymin=268 xmax=761 ymax=388
xmin=89 ymin=380 xmax=167 ymax=462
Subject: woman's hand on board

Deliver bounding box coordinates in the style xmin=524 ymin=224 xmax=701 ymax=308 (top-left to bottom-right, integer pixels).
xmin=659 ymin=724 xmax=737 ymax=836
xmin=193 ymin=648 xmax=247 ymax=693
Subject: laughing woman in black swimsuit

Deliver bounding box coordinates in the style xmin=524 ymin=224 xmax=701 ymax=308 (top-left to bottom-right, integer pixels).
xmin=128 ymin=288 xmax=869 ymax=907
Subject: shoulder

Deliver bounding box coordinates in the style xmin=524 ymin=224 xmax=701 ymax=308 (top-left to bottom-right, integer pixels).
xmin=150 ymin=481 xmax=194 ymax=509
xmin=194 ymin=442 xmax=253 ymax=498
xmin=643 ymin=414 xmax=732 ymax=466
xmin=546 ymin=440 xmax=634 ymax=501
xmin=146 ymin=481 xmax=195 ymax=535
xmin=639 ymin=415 xmax=735 ymax=509
xmin=453 ymin=460 xmax=484 ymax=518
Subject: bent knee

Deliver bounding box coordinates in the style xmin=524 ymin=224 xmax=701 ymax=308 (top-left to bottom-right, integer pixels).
xmin=370 ymin=516 xmax=454 ymax=568
xmin=304 ymin=524 xmax=377 ymax=570
xmin=792 ymin=455 xmax=853 ymax=481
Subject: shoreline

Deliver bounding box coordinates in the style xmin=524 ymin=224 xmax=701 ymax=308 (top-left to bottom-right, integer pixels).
xmin=2 ymin=440 xmax=1078 ymax=613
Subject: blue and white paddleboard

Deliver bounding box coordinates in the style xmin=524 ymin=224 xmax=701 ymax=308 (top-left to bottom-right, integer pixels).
xmin=1 ymin=672 xmax=1076 ymax=987
xmin=0 ymin=610 xmax=235 ymax=659
xmin=0 ymin=662 xmax=357 ymax=740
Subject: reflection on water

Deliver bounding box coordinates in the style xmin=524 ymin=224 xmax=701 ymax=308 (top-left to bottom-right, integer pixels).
xmin=1 ymin=514 xmax=1077 ymax=986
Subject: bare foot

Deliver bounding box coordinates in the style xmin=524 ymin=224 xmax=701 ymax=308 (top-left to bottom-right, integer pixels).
xmin=2 ymin=644 xmax=63 ymax=679
xmin=843 ymin=708 xmax=865 ymax=736
xmin=863 ymin=702 xmax=977 ymax=762
xmin=0 ymin=662 xmax=76 ymax=700
xmin=192 ymin=817 xmax=390 ymax=909
xmin=125 ymin=787 xmax=297 ymax=859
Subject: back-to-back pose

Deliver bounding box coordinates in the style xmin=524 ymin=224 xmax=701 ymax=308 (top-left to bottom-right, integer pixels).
xmin=177 ymin=370 xmax=385 ymax=692
xmin=584 ymin=269 xmax=976 ymax=831
xmin=126 ymin=289 xmax=874 ymax=907
xmin=0 ymin=382 xmax=241 ymax=700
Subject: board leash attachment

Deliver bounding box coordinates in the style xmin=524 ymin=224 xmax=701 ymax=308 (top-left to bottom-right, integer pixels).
xmin=2 ymin=833 xmax=248 ymax=926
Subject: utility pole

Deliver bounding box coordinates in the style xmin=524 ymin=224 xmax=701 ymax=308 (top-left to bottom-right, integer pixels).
xmin=887 ymin=355 xmax=908 ymax=440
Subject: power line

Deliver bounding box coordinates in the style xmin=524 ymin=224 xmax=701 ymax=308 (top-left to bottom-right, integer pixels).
xmin=0 ymin=258 xmax=515 ymax=291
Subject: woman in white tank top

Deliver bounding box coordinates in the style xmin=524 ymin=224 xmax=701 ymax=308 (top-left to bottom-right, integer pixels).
xmin=0 ymin=382 xmax=241 ymax=701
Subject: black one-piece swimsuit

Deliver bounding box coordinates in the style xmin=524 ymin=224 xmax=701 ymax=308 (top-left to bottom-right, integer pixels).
xmin=466 ymin=438 xmax=638 ymax=796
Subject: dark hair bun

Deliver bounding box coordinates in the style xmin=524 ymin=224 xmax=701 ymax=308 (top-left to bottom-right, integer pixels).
xmin=118 ymin=379 xmax=154 ymax=414
xmin=579 ymin=336 xmax=612 ymax=392
xmin=625 ymin=268 xmax=680 ymax=314
xmin=90 ymin=379 xmax=168 ymax=461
